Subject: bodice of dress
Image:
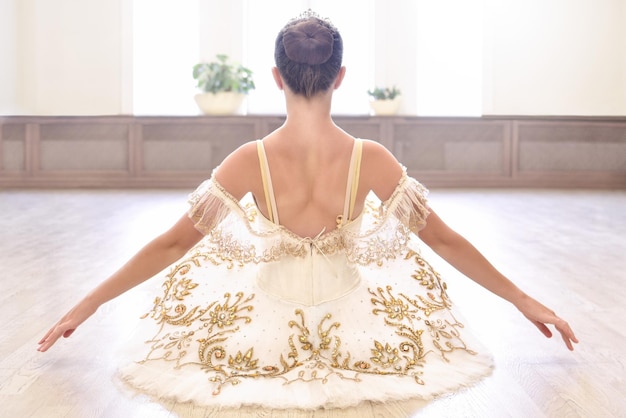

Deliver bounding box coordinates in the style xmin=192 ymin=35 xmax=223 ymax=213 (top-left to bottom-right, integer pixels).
xmin=252 ymin=139 xmax=364 ymax=305
xmin=255 ymin=216 xmax=363 ymax=306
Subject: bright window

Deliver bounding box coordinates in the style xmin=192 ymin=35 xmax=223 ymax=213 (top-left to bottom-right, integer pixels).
xmin=133 ymin=0 xmax=199 ymax=115
xmin=416 ymin=0 xmax=483 ymax=116
xmin=131 ymin=1 xmax=482 ymax=116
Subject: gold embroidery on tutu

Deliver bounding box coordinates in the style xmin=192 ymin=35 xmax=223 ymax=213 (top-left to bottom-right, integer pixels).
xmin=369 ymin=251 xmax=476 ymax=364
xmin=135 ymin=249 xmax=477 ymax=395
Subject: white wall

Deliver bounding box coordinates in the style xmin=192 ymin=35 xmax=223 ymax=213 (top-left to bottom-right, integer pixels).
xmin=14 ymin=0 xmax=124 ymax=115
xmin=2 ymin=0 xmax=625 ymax=116
xmin=0 ymin=0 xmax=17 ymax=114
xmin=485 ymin=0 xmax=626 ymax=116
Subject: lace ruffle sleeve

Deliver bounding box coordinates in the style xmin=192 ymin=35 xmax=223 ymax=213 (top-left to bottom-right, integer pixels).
xmin=187 ymin=174 xmax=243 ymax=235
xmin=341 ymin=169 xmax=430 ymax=266
xmin=383 ymin=171 xmax=430 ymax=233
xmin=184 ymin=168 xmax=430 ymax=268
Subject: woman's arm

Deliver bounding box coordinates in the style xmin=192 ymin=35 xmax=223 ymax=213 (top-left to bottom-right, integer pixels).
xmin=38 ymin=214 xmax=203 ymax=352
xmin=38 ymin=143 xmax=262 ymax=353
xmin=417 ymin=209 xmax=579 ymax=351
xmin=360 ymin=140 xmax=577 ymax=349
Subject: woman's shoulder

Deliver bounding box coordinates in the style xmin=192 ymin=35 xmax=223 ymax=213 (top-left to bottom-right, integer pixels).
xmin=213 ymin=140 xmax=261 ymax=201
xmin=359 ymin=139 xmax=404 ymax=201
xmin=360 ymin=138 xmax=393 ymax=159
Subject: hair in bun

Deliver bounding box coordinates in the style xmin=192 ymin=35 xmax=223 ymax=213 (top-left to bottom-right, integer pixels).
xmin=282 ymin=21 xmax=333 ymax=65
xmin=274 ymin=11 xmax=343 ymax=98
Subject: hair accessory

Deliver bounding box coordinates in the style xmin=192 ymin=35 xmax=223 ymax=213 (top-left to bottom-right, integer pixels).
xmin=293 ymin=9 xmax=321 ymax=21
xmin=290 ymin=9 xmax=336 ymax=29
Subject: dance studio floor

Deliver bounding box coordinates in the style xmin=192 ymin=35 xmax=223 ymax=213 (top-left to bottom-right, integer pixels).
xmin=1 ymin=187 xmax=625 ymax=417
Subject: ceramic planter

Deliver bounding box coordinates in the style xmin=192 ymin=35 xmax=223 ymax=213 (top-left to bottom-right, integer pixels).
xmin=369 ymin=98 xmax=401 ymax=116
xmin=194 ymin=92 xmax=246 ymax=115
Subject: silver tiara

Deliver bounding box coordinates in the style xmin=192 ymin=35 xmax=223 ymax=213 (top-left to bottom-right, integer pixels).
xmin=291 ymin=9 xmax=336 ymax=28
xmin=296 ymin=8 xmax=321 ymax=20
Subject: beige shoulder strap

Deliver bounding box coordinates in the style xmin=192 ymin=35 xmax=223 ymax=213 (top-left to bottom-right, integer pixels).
xmin=256 ymin=140 xmax=279 ymax=224
xmin=340 ymin=139 xmax=363 ymax=225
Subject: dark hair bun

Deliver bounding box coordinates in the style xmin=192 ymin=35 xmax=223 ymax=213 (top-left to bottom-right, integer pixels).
xmin=282 ymin=20 xmax=333 ymax=65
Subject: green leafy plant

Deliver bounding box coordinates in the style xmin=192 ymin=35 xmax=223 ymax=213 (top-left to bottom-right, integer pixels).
xmin=367 ymin=86 xmax=401 ymax=100
xmin=193 ymin=54 xmax=255 ymax=94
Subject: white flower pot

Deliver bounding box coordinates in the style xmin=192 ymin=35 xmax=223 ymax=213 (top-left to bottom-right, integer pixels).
xmin=194 ymin=92 xmax=246 ymax=115
xmin=369 ymin=98 xmax=401 ymax=116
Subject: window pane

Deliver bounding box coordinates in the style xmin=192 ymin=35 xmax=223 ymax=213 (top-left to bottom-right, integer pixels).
xmin=416 ymin=0 xmax=483 ymax=116
xmin=312 ymin=0 xmax=374 ymax=115
xmin=130 ymin=1 xmax=482 ymax=116
xmin=133 ymin=0 xmax=199 ymax=115
xmin=244 ymin=0 xmax=307 ymax=115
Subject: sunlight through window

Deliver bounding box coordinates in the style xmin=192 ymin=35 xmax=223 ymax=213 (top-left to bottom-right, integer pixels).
xmin=416 ymin=0 xmax=483 ymax=116
xmin=133 ymin=0 xmax=199 ymax=115
xmin=131 ymin=1 xmax=482 ymax=116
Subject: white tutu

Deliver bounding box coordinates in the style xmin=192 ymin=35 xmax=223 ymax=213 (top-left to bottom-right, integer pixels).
xmin=117 ymin=170 xmax=494 ymax=413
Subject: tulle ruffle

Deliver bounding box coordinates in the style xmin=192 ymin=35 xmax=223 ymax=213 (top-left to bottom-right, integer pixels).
xmin=116 ymin=169 xmax=493 ymax=412
xmin=186 ymin=168 xmax=431 ymax=267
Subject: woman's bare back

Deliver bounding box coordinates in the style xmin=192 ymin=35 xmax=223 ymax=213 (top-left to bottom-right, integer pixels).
xmin=258 ymin=130 xmax=363 ymax=237
xmin=215 ymin=126 xmax=405 ymax=239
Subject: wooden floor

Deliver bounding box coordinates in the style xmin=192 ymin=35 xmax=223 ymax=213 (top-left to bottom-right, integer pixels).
xmin=0 ymin=186 xmax=625 ymax=418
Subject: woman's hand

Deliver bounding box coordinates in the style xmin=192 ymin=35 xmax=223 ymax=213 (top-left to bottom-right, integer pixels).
xmin=37 ymin=299 xmax=98 ymax=352
xmin=37 ymin=214 xmax=203 ymax=353
xmin=514 ymin=294 xmax=579 ymax=351
xmin=418 ymin=209 xmax=579 ymax=352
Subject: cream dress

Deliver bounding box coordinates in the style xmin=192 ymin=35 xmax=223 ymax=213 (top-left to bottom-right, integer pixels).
xmin=118 ymin=139 xmax=493 ymax=416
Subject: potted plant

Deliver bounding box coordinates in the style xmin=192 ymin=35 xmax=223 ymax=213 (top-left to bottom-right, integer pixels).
xmin=192 ymin=54 xmax=256 ymax=115
xmin=367 ymin=86 xmax=401 ymax=116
